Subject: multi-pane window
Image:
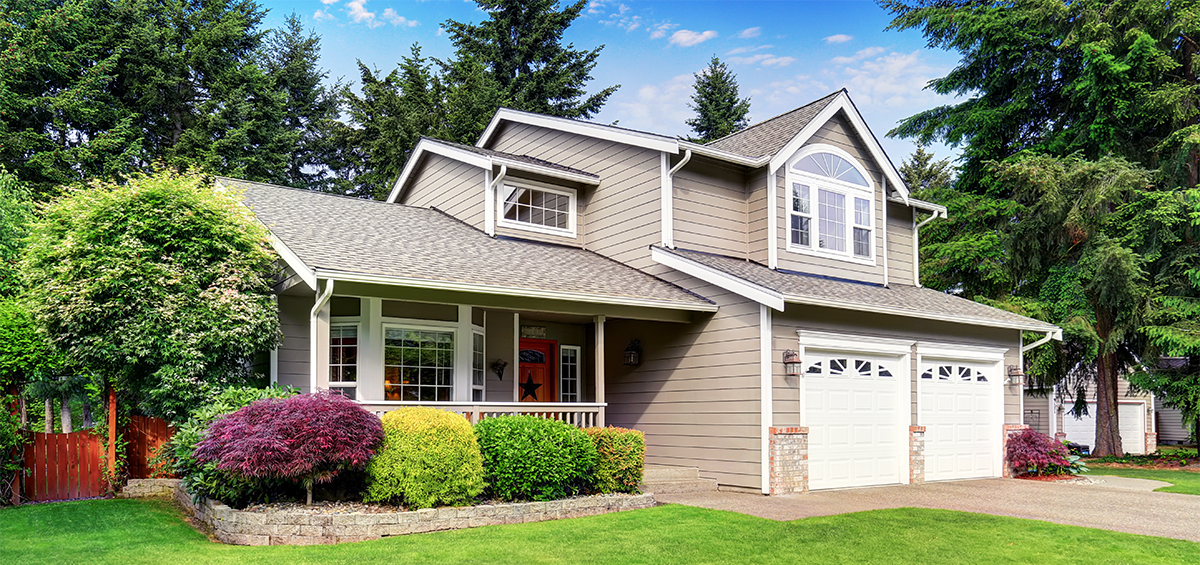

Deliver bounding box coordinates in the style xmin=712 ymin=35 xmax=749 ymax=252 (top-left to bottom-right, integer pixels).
xmin=560 ymin=346 xmax=580 ymax=402
xmin=499 ymin=183 xmax=575 ymax=235
xmin=472 ymin=332 xmax=485 ymax=402
xmin=787 ymin=150 xmax=873 ymax=261
xmin=329 ymin=325 xmax=358 ymax=386
xmin=384 ymin=328 xmax=454 ymax=401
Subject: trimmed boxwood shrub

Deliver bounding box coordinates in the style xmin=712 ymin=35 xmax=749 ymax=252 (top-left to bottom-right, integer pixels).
xmin=364 ymin=407 xmax=485 ymax=509
xmin=475 ymin=415 xmax=597 ymax=501
xmin=584 ymin=426 xmax=645 ymax=494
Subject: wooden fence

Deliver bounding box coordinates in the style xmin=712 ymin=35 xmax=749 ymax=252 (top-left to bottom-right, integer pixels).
xmin=124 ymin=415 xmax=175 ymax=479
xmin=22 ymin=430 xmax=103 ymax=502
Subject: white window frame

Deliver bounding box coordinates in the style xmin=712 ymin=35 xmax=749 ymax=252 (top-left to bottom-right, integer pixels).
xmin=381 ymin=319 xmax=459 ymax=402
xmin=496 ymin=178 xmax=578 ymax=238
xmin=785 ymin=144 xmax=877 ymax=266
xmin=472 ymin=329 xmax=486 ymax=402
xmin=329 ymin=321 xmax=361 ymax=393
xmin=559 ymin=345 xmax=582 ymax=403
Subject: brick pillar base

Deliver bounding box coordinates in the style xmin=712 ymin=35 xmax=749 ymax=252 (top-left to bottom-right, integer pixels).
xmin=1145 ymin=432 xmax=1158 ymax=455
xmin=1002 ymin=424 xmax=1031 ymax=478
xmin=1054 ymin=432 xmax=1067 ymax=443
xmin=768 ymin=427 xmax=808 ymax=495
xmin=909 ymin=426 xmax=926 ymax=485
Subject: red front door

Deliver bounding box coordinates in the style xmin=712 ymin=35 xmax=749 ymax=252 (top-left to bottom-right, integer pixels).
xmin=518 ymin=339 xmax=556 ymax=402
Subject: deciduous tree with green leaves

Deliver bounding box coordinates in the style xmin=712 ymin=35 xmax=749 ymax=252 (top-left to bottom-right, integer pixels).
xmin=686 ymin=56 xmax=751 ymax=143
xmin=20 ymin=170 xmax=281 ymax=421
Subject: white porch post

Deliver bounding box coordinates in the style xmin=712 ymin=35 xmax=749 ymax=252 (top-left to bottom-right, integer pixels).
xmin=513 ymin=313 xmax=520 ymax=401
xmin=595 ymin=315 xmax=606 ymax=427
xmin=455 ymin=305 xmax=473 ymax=401
xmin=360 ymin=298 xmax=383 ymax=401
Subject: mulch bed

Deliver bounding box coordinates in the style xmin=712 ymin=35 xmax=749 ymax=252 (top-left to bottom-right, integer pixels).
xmin=241 ymin=500 xmax=403 ymax=514
xmin=1014 ymin=474 xmax=1089 ymax=483
xmin=1089 ymin=461 xmax=1200 ymax=472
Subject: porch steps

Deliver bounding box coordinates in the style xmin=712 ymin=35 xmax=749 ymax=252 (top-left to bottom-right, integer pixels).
xmin=640 ymin=465 xmax=718 ymax=494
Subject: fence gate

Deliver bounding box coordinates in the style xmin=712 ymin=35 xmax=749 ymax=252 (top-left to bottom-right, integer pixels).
xmin=125 ymin=416 xmax=175 ymax=479
xmin=22 ymin=431 xmax=103 ymax=502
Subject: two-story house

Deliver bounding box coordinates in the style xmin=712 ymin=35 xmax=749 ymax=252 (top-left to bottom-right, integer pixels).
xmin=224 ymin=89 xmax=1061 ymax=495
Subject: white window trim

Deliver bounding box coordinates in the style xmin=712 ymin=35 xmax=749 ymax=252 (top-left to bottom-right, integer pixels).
xmin=329 ymin=322 xmax=361 ymax=389
xmin=472 ymin=329 xmax=486 ymax=401
xmin=559 ymin=345 xmax=582 ymax=402
xmin=785 ymin=144 xmax=877 ymax=267
xmin=495 ymin=177 xmax=578 ymax=238
xmin=381 ymin=319 xmax=461 ymax=401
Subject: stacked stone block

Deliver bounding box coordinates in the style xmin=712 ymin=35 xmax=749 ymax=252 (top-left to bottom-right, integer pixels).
xmin=117 ymin=479 xmax=180 ymax=498
xmin=768 ymin=427 xmax=808 ymax=495
xmin=908 ymin=426 xmax=925 ymax=485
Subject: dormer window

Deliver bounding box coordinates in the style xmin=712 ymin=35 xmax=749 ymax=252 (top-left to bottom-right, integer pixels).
xmin=497 ymin=179 xmax=577 ymax=238
xmin=786 ymin=146 xmax=875 ymax=264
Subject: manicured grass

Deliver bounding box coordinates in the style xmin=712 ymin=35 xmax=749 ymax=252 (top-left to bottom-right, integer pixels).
xmin=2 ymin=498 xmax=1198 ymax=564
xmin=1087 ymin=467 xmax=1200 ymax=495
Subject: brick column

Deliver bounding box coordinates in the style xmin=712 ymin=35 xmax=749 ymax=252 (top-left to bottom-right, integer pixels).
xmin=1054 ymin=432 xmax=1067 ymax=443
xmin=768 ymin=427 xmax=808 ymax=495
xmin=1001 ymin=424 xmax=1030 ymax=478
xmin=909 ymin=426 xmax=926 ymax=485
xmin=1145 ymin=432 xmax=1158 ymax=455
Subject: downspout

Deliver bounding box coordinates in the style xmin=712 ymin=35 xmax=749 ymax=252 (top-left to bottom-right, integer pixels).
xmin=309 ymin=279 xmax=335 ymax=393
xmin=1019 ymin=329 xmax=1060 ymax=355
xmin=882 ymin=176 xmax=889 ymax=287
xmin=912 ymin=209 xmax=943 ymax=287
xmin=661 ymin=150 xmax=690 ymax=248
xmin=486 ymin=165 xmax=507 ymax=237
xmin=768 ymin=165 xmax=779 ymax=269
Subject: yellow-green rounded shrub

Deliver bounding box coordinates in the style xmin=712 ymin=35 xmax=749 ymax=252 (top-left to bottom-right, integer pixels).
xmin=364 ymin=407 xmax=485 ymax=508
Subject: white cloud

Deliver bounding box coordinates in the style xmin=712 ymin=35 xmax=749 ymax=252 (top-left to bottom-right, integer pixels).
xmin=598 ymin=3 xmax=641 ymax=32
xmin=837 ymin=50 xmax=950 ymax=109
xmin=587 ymin=0 xmax=605 ymax=15
xmin=347 ymin=0 xmax=381 ymax=28
xmin=613 ymin=73 xmax=696 ymax=136
xmin=738 ymin=27 xmax=761 ymax=39
xmin=649 ymin=22 xmax=677 ymax=40
xmin=437 ymin=26 xmax=444 ymax=36
xmin=727 ymin=44 xmax=772 ymax=56
xmin=382 ymin=8 xmax=418 ymax=27
xmin=830 ymin=46 xmax=885 ymax=65
xmin=313 ymin=9 xmax=335 ymax=22
xmin=669 ymin=29 xmax=718 ymax=47
xmin=320 ymin=0 xmax=337 ymax=4
xmin=824 ymin=34 xmax=853 ymax=44
xmin=728 ymin=53 xmax=796 ymax=68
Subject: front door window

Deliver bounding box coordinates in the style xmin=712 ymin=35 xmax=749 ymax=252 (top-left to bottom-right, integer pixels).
xmin=518 ymin=338 xmax=556 ymax=402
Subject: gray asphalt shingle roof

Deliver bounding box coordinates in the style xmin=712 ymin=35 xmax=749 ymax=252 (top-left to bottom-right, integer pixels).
xmin=221 ymin=178 xmax=713 ymax=309
xmin=705 ymin=91 xmax=842 ymax=158
xmin=422 ymin=137 xmax=598 ymax=180
xmin=662 ymin=247 xmax=1058 ymax=331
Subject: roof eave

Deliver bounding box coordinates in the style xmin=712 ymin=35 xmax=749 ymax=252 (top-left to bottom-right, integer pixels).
xmin=781 ymin=293 xmax=1061 ymax=334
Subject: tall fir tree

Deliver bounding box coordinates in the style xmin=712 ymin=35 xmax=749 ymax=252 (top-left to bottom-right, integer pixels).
xmin=686 ymin=56 xmax=751 ymax=143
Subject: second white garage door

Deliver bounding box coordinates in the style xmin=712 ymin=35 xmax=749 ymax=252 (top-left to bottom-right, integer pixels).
xmin=1062 ymin=402 xmax=1147 ymax=455
xmin=805 ymin=353 xmax=905 ymax=490
xmin=919 ymin=361 xmax=1001 ymax=481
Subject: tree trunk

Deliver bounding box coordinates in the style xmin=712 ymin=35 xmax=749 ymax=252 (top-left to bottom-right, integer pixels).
xmin=60 ymin=394 xmax=72 ymax=434
xmin=1092 ymin=351 xmax=1124 ymax=457
xmin=18 ymin=395 xmax=26 ymax=427
xmin=80 ymin=400 xmax=92 ymax=429
xmin=306 ymin=479 xmax=313 ymax=506
xmin=44 ymin=399 xmax=53 ymax=433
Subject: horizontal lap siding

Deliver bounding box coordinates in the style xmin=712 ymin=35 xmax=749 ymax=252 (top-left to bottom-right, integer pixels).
xmin=673 ymin=160 xmax=749 ymax=258
xmin=886 ymin=202 xmax=915 ymax=285
xmin=747 ymin=169 xmax=769 ymax=264
xmin=404 ymin=154 xmax=485 ymax=229
xmin=489 ymin=122 xmax=662 ymax=269
xmin=278 ymin=295 xmax=312 ymax=393
xmin=1155 ymin=399 xmax=1190 ymax=443
xmin=775 ymin=113 xmax=885 ymax=284
xmin=605 ymin=276 xmax=763 ymax=490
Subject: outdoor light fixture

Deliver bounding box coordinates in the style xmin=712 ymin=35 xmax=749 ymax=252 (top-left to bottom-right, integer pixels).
xmin=1005 ymin=364 xmax=1025 ymax=386
xmin=623 ymin=340 xmax=642 ymax=366
xmin=783 ymin=350 xmax=802 ymax=376
xmin=491 ymin=359 xmax=509 ymax=381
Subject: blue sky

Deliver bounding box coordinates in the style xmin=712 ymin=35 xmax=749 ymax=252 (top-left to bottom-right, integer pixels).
xmin=261 ymin=1 xmax=961 ymax=164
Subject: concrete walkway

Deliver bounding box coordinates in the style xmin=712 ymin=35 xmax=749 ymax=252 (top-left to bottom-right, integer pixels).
xmin=655 ymin=478 xmax=1200 ymax=542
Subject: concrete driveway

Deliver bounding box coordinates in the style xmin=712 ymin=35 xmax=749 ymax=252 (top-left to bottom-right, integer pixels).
xmin=655 ymin=478 xmax=1200 ymax=542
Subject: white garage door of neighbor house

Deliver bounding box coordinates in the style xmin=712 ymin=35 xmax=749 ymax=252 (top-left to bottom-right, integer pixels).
xmin=919 ymin=361 xmax=1001 ymax=482
xmin=805 ymin=353 xmax=904 ymax=490
xmin=1062 ymin=402 xmax=1146 ymax=455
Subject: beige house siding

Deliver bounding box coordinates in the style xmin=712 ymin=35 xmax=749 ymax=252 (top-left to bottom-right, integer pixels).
xmin=486 ymin=122 xmax=663 ymax=271
xmin=886 ymin=201 xmax=916 ymax=286
xmin=402 ymin=153 xmax=486 ymax=229
xmin=277 ymin=294 xmax=313 ymax=393
xmin=747 ymin=168 xmax=769 ymax=264
xmin=605 ymin=272 xmax=763 ymax=490
xmin=1155 ymin=398 xmax=1191 ymax=444
xmin=672 ymin=159 xmax=749 ymax=259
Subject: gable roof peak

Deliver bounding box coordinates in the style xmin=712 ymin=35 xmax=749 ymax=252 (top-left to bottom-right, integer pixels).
xmin=704 ymin=90 xmax=845 ymax=153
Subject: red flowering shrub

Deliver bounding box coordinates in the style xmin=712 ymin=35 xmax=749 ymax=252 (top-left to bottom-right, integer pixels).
xmin=194 ymin=391 xmax=384 ymax=504
xmin=1006 ymin=429 xmax=1069 ymax=476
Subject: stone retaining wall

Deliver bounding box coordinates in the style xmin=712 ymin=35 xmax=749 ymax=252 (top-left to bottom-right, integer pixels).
xmin=118 ymin=479 xmax=181 ymax=499
xmin=122 ymin=478 xmax=656 ymax=546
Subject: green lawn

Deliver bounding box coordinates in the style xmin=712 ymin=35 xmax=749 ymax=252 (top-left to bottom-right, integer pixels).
xmin=1086 ymin=467 xmax=1200 ymax=495
xmin=2 ymin=499 xmax=1198 ymax=564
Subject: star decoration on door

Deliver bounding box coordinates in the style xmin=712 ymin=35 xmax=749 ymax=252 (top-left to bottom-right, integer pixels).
xmin=520 ymin=374 xmax=543 ymax=400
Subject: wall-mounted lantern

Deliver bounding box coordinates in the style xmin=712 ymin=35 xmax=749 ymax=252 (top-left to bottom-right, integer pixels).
xmin=491 ymin=359 xmax=509 ymax=381
xmin=783 ymin=350 xmax=802 ymax=376
xmin=623 ymin=340 xmax=642 ymax=366
xmin=1006 ymin=364 xmax=1024 ymax=386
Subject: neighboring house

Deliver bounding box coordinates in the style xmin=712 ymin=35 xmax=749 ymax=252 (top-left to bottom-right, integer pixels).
xmin=223 ymin=89 xmax=1061 ymax=495
xmin=1024 ymin=379 xmax=1156 ymax=455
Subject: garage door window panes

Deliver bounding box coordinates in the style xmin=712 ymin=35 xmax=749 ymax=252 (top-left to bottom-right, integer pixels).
xmin=806 ymin=358 xmax=893 ymax=378
xmin=921 ymin=365 xmax=988 ymax=382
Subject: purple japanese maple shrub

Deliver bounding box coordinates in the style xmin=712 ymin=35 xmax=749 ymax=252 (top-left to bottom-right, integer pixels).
xmin=1006 ymin=429 xmax=1069 ymax=476
xmin=194 ymin=391 xmax=383 ymax=504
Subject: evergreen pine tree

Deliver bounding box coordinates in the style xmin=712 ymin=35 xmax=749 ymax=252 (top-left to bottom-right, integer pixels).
xmin=686 ymin=56 xmax=751 ymax=143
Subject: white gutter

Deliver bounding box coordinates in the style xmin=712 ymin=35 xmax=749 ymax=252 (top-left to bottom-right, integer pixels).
xmin=679 ymin=140 xmax=768 ymax=167
xmin=783 ymin=292 xmax=1060 ymax=334
xmin=912 ymin=208 xmax=945 ymax=288
xmin=485 ymin=165 xmax=507 ymax=236
xmin=1020 ymin=328 xmax=1063 ymax=354
xmin=661 ymin=149 xmax=691 ymax=248
xmin=309 ymin=279 xmax=334 ymax=393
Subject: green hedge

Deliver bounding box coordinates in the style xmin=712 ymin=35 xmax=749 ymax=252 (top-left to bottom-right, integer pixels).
xmin=364 ymin=407 xmax=485 ymax=509
xmin=475 ymin=415 xmax=597 ymax=501
xmin=584 ymin=426 xmax=645 ymax=494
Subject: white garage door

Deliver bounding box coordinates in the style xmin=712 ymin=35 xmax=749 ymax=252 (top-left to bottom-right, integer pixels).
xmin=919 ymin=362 xmax=1000 ymax=481
xmin=1062 ymin=402 xmax=1146 ymax=455
xmin=805 ymin=353 xmax=904 ymax=490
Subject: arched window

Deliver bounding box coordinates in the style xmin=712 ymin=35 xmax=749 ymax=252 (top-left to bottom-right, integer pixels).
xmin=787 ymin=145 xmax=875 ymax=261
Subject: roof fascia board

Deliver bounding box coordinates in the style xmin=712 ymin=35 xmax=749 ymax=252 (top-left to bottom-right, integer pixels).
xmin=782 ymin=292 xmax=1060 ymax=333
xmin=679 ymin=140 xmax=769 ymax=167
xmin=768 ymin=92 xmax=911 ymax=203
xmin=313 ymin=268 xmax=718 ymax=313
xmin=651 ymin=247 xmax=785 ymax=311
xmin=268 ymin=232 xmax=318 ymax=291
xmin=477 ymin=108 xmax=679 ymax=154
xmin=888 ymin=195 xmax=947 ymax=216
xmin=492 ymin=157 xmax=600 ymax=185
xmin=387 ymin=139 xmax=491 ymax=203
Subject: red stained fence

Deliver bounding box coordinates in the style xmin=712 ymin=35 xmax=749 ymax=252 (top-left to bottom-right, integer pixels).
xmin=22 ymin=430 xmax=104 ymax=502
xmin=124 ymin=415 xmax=175 ymax=479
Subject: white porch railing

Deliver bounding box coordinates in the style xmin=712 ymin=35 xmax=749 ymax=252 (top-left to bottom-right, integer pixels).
xmin=356 ymin=401 xmax=606 ymax=428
